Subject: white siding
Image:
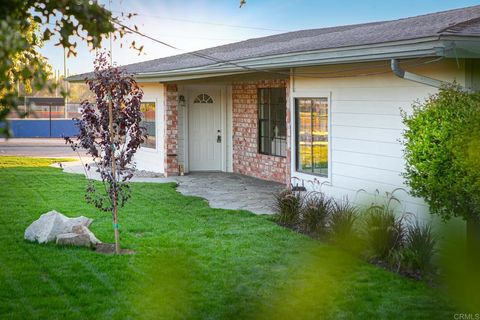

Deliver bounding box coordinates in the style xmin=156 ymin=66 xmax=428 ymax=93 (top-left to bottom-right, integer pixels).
xmin=290 ymin=59 xmax=466 ymax=220
xmin=134 ymin=83 xmax=165 ymax=173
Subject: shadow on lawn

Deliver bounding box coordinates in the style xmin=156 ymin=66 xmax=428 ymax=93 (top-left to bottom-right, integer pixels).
xmin=125 ymin=242 xmax=382 ymax=319
xmin=129 ymin=251 xmax=196 ymax=319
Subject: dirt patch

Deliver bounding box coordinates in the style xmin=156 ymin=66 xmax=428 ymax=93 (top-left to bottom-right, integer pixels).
xmin=95 ymin=243 xmax=135 ymax=255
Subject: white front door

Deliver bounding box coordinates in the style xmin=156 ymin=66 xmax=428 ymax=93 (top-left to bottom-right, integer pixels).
xmin=188 ymin=89 xmax=222 ymax=171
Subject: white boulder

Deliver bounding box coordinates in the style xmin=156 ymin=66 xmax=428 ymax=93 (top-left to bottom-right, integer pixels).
xmin=24 ymin=210 xmax=100 ymax=247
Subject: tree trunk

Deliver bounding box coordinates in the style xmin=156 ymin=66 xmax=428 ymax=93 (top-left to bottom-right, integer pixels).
xmin=466 ymin=216 xmax=480 ymax=270
xmin=109 ymin=100 xmax=120 ymax=254
xmin=113 ymin=202 xmax=120 ymax=254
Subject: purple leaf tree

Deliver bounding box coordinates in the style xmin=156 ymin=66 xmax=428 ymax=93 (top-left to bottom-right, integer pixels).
xmin=66 ymin=52 xmax=147 ymax=254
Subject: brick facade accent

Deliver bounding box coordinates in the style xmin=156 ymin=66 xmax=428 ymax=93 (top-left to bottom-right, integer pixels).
xmin=232 ymin=79 xmax=291 ymax=184
xmin=164 ymin=84 xmax=179 ymax=176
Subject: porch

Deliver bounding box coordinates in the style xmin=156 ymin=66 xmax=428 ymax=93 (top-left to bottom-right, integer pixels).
xmin=152 ymin=73 xmax=292 ymax=186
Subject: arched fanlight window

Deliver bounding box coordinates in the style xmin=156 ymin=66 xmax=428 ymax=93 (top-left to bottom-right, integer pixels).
xmin=193 ymin=93 xmax=214 ymax=104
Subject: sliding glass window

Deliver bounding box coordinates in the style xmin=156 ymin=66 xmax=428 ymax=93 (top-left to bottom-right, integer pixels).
xmin=295 ymin=98 xmax=329 ymax=176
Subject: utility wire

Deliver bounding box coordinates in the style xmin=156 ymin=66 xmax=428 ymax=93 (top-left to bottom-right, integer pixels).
xmin=112 ymin=10 xmax=288 ymax=32
xmin=149 ymin=33 xmax=243 ymax=42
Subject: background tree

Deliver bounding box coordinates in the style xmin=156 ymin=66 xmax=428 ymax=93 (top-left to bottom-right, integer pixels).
xmin=0 ymin=0 xmax=137 ymax=135
xmin=402 ymin=85 xmax=480 ymax=256
xmin=66 ymin=53 xmax=146 ymax=254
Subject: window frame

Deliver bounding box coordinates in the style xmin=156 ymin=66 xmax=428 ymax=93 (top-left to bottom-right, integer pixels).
xmin=257 ymin=87 xmax=287 ymax=158
xmin=140 ymin=101 xmax=157 ymax=150
xmin=292 ymin=94 xmax=332 ymax=180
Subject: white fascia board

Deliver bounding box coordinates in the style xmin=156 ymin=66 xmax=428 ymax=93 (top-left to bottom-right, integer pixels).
xmin=136 ymin=37 xmax=447 ymax=81
xmin=441 ymin=38 xmax=480 ymax=58
xmin=135 ymin=71 xmax=251 ymax=83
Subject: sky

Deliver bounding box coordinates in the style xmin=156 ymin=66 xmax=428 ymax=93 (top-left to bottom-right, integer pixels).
xmin=38 ymin=0 xmax=480 ymax=77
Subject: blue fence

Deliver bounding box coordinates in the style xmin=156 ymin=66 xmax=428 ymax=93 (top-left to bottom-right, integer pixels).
xmin=3 ymin=119 xmax=78 ymax=138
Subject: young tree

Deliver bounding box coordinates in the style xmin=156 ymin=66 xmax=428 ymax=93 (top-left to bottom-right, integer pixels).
xmin=402 ymin=85 xmax=480 ymax=256
xmin=66 ymin=53 xmax=146 ymax=254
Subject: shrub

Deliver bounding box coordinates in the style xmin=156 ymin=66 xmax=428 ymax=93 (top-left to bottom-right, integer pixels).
xmin=402 ymin=86 xmax=480 ymax=254
xmin=364 ymin=205 xmax=405 ymax=261
xmin=329 ymin=198 xmax=358 ymax=245
xmin=273 ymin=189 xmax=303 ymax=228
xmin=300 ymin=192 xmax=332 ymax=237
xmin=400 ymin=221 xmax=436 ymax=275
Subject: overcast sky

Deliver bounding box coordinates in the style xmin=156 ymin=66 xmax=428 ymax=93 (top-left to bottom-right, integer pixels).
xmin=38 ymin=0 xmax=480 ymax=76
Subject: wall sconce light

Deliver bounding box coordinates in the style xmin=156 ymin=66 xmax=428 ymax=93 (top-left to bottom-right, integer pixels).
xmin=178 ymin=94 xmax=186 ymax=107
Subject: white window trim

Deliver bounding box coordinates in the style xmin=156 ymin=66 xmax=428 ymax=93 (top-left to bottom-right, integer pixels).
xmin=290 ymin=90 xmax=333 ymax=186
xmin=258 ymin=87 xmax=288 ymax=158
xmin=140 ymin=101 xmax=157 ymax=150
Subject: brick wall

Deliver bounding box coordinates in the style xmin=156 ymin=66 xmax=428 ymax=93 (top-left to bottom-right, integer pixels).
xmin=164 ymin=84 xmax=179 ymax=176
xmin=232 ymin=79 xmax=290 ymax=184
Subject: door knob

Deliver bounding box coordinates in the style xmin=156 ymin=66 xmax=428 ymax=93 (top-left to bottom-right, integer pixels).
xmin=217 ymin=130 xmax=221 ymax=143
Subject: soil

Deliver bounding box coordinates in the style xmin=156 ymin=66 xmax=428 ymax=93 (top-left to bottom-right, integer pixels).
xmin=95 ymin=243 xmax=135 ymax=255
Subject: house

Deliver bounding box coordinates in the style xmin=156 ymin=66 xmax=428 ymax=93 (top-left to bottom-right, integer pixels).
xmin=69 ymin=5 xmax=480 ymax=217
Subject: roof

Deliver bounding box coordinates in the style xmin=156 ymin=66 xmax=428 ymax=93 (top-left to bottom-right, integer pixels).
xmin=68 ymin=5 xmax=480 ymax=81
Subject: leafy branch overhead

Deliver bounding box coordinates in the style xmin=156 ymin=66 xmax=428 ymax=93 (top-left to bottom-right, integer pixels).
xmin=0 ymin=0 xmax=141 ymax=135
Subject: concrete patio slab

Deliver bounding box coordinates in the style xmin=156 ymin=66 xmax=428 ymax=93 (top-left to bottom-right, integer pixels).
xmin=62 ymin=163 xmax=285 ymax=215
xmin=173 ymin=172 xmax=285 ymax=214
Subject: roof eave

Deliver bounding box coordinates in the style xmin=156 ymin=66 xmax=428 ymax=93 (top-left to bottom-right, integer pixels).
xmin=136 ymin=37 xmax=449 ymax=81
xmin=68 ymin=36 xmax=479 ymax=83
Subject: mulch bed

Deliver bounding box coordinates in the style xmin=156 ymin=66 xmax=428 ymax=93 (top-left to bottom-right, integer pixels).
xmin=95 ymin=243 xmax=135 ymax=255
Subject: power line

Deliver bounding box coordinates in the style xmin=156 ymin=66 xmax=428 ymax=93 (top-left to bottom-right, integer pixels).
xmin=112 ymin=10 xmax=288 ymax=32
xmin=148 ymin=33 xmax=243 ymax=42
xmin=115 ymin=21 xmax=296 ymax=78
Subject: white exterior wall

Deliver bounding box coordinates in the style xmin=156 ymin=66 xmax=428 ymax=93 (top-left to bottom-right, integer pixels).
xmin=134 ymin=83 xmax=165 ymax=173
xmin=290 ymin=59 xmax=466 ymax=220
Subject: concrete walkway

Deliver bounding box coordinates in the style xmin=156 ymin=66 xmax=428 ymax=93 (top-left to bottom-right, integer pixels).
xmin=62 ymin=163 xmax=285 ymax=215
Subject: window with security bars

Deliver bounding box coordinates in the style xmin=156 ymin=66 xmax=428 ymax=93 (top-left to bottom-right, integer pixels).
xmin=258 ymin=88 xmax=287 ymax=157
xmin=295 ymin=98 xmax=329 ymax=176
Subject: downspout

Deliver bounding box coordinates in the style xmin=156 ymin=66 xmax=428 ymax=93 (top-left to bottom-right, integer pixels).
xmin=391 ymin=59 xmax=445 ymax=88
xmin=390 ymin=59 xmax=472 ymax=92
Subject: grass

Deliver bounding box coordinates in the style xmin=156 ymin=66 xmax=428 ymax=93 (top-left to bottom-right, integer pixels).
xmin=0 ymin=157 xmax=456 ymax=319
xmin=0 ymin=156 xmax=75 ymax=168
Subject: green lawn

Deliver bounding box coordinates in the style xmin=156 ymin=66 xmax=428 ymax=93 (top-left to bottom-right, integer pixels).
xmin=0 ymin=156 xmax=75 ymax=168
xmin=0 ymin=157 xmax=455 ymax=319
